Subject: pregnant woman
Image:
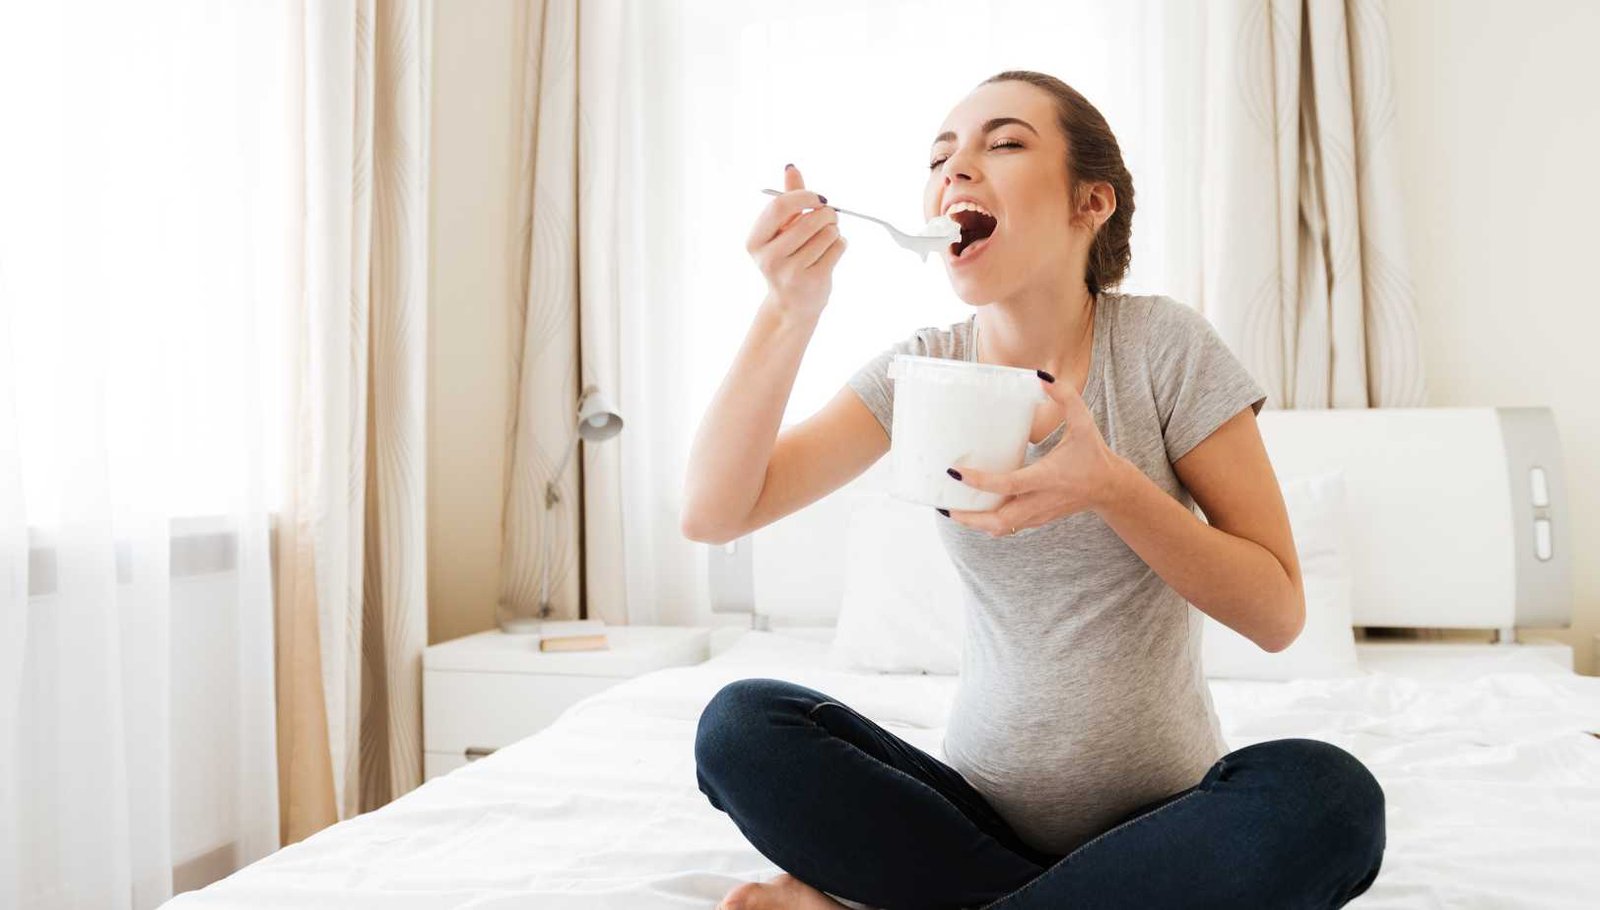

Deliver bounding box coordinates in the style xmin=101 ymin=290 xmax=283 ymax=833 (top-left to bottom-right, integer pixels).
xmin=680 ymin=70 xmax=1385 ymax=910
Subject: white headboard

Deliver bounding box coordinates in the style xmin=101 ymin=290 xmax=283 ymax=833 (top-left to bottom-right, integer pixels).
xmin=706 ymin=407 xmax=1573 ymax=632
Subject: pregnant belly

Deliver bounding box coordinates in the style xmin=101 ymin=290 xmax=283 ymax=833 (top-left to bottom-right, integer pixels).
xmin=942 ymin=682 xmax=1224 ymax=856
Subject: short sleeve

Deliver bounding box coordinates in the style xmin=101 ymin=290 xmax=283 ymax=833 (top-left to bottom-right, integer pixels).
xmin=1143 ymin=298 xmax=1269 ymax=463
xmin=846 ymin=331 xmax=929 ymax=440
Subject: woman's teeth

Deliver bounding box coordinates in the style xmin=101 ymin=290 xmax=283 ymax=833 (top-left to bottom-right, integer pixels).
xmin=943 ymin=200 xmax=994 ymax=218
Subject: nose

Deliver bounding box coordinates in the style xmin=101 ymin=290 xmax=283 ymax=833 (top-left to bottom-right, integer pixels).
xmin=934 ymin=169 xmax=973 ymax=217
xmin=939 ymin=159 xmax=973 ymax=185
xmin=930 ymin=145 xmax=978 ymax=217
xmin=937 ymin=139 xmax=981 ymax=185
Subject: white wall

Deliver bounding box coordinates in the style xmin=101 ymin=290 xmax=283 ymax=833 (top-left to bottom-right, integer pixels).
xmin=1389 ymin=0 xmax=1600 ymax=672
xmin=427 ymin=0 xmax=519 ymax=644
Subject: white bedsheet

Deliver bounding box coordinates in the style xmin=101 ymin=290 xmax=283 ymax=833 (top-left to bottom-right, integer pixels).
xmin=165 ymin=631 xmax=1600 ymax=909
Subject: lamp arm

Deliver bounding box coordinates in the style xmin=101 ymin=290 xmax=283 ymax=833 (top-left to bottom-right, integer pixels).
xmin=546 ymin=429 xmax=580 ymax=506
xmin=538 ymin=429 xmax=583 ymax=616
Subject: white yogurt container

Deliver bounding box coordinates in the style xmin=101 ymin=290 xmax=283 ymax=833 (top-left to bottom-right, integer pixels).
xmin=885 ymin=354 xmax=1047 ymax=510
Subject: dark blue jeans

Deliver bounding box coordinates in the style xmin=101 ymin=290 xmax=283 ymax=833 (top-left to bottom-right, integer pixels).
xmin=695 ymin=678 xmax=1385 ymax=910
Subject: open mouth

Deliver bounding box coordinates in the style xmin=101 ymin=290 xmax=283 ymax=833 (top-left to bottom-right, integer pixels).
xmin=949 ymin=209 xmax=997 ymax=258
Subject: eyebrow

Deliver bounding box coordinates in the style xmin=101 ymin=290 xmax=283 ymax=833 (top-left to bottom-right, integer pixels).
xmin=932 ymin=117 xmax=1040 ymax=147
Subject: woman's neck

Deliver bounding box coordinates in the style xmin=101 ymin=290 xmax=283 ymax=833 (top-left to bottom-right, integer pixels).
xmin=974 ymin=282 xmax=1096 ymax=378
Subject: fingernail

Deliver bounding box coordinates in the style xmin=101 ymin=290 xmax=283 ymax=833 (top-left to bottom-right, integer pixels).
xmin=1037 ymin=369 xmax=1055 ymax=383
xmin=946 ymin=468 xmax=962 ymax=481
xmin=818 ymin=194 xmax=828 ymax=204
xmin=936 ymin=508 xmax=950 ymax=517
xmin=785 ymin=163 xmax=795 ymax=171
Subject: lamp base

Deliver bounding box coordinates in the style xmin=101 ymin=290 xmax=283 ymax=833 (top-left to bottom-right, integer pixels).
xmin=498 ymin=617 xmax=545 ymax=635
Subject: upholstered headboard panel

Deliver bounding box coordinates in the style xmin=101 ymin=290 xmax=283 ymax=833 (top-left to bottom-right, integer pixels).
xmin=706 ymin=407 xmax=1572 ymax=632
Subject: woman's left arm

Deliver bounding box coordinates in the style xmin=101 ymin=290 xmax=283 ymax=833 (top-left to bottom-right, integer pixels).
xmin=946 ymin=377 xmax=1304 ymax=652
xmin=1097 ymin=407 xmax=1305 ymax=652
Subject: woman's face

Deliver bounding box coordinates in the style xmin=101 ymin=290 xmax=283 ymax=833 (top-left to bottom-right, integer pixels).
xmin=924 ymin=81 xmax=1085 ymax=304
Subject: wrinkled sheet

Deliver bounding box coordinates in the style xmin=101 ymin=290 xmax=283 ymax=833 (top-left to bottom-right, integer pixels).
xmin=165 ymin=632 xmax=1600 ymax=909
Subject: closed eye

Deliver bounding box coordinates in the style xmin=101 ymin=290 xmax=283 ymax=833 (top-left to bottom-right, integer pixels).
xmin=928 ymin=139 xmax=1024 ymax=171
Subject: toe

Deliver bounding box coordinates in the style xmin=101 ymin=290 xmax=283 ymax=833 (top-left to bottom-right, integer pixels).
xmin=717 ymin=881 xmax=761 ymax=910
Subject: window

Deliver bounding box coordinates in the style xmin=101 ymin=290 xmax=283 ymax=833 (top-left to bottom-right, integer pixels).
xmin=0 ymin=0 xmax=290 ymax=526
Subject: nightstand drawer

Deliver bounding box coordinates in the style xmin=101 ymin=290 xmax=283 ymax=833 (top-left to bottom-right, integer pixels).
xmin=423 ymin=670 xmax=620 ymax=756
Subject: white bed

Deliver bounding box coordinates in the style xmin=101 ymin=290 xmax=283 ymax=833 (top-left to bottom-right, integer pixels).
xmin=165 ymin=407 xmax=1600 ymax=908
xmin=164 ymin=627 xmax=1600 ymax=909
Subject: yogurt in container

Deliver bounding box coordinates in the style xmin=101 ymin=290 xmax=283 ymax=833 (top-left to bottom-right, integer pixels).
xmin=885 ymin=354 xmax=1047 ymax=510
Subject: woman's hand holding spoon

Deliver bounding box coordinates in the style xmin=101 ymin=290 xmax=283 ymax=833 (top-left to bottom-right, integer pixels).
xmin=749 ymin=164 xmax=847 ymax=321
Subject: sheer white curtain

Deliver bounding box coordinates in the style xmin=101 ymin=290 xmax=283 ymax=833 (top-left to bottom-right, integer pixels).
xmin=622 ymin=0 xmax=1182 ymax=625
xmin=0 ymin=2 xmax=286 ymax=906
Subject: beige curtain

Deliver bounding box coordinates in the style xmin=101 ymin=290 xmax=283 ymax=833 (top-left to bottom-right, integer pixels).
xmin=501 ymin=0 xmax=631 ymax=625
xmin=276 ymin=0 xmax=431 ymax=844
xmin=1198 ymin=0 xmax=1426 ymax=408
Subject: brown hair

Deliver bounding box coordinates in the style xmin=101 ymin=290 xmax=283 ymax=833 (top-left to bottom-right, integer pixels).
xmin=979 ymin=70 xmax=1134 ymax=294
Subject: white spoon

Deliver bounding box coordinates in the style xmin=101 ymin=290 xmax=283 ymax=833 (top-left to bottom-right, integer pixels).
xmin=761 ymin=188 xmax=960 ymax=262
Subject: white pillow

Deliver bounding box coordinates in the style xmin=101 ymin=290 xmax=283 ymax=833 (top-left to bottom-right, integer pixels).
xmin=826 ymin=493 xmax=965 ymax=675
xmin=826 ymin=473 xmax=1362 ymax=680
xmin=1200 ymin=471 xmax=1362 ymax=679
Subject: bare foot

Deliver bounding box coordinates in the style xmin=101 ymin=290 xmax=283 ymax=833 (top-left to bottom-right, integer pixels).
xmin=717 ymin=872 xmax=851 ymax=910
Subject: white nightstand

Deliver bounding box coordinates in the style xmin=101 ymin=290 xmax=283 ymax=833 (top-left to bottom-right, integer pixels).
xmin=422 ymin=624 xmax=712 ymax=780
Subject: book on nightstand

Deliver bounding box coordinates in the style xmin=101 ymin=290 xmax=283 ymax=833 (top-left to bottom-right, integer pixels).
xmin=535 ymin=619 xmax=610 ymax=652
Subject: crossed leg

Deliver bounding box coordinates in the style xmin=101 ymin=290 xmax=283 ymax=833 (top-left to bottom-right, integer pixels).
xmin=694 ymin=678 xmax=1385 ymax=910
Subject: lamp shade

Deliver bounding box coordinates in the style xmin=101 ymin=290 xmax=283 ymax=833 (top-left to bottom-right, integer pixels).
xmin=576 ymin=386 xmax=623 ymax=442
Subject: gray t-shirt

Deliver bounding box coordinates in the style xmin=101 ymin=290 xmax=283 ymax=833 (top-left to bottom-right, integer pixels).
xmin=847 ymin=293 xmax=1268 ymax=856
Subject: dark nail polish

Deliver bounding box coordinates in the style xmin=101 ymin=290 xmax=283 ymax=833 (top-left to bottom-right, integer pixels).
xmin=785 ymin=163 xmax=795 ymax=171
xmin=1037 ymin=369 xmax=1055 ymax=383
xmin=818 ymin=194 xmax=828 ymax=204
xmin=936 ymin=508 xmax=950 ymax=517
xmin=946 ymin=468 xmax=962 ymax=481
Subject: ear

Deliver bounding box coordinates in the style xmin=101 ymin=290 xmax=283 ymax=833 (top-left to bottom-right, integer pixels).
xmin=1077 ymin=181 xmax=1117 ymax=232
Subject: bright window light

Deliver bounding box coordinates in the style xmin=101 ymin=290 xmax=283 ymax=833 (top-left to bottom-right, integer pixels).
xmin=0 ymin=0 xmax=291 ymax=525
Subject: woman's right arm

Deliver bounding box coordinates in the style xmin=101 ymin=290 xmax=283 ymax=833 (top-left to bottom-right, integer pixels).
xmin=680 ymin=167 xmax=889 ymax=544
